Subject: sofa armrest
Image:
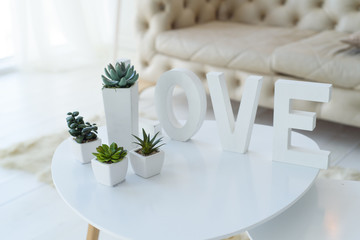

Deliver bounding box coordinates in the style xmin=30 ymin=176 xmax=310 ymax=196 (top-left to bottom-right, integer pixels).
xmin=136 ymin=0 xmax=223 ymax=68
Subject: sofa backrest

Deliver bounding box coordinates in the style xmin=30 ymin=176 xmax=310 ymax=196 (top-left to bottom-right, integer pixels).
xmin=217 ymin=0 xmax=360 ymax=33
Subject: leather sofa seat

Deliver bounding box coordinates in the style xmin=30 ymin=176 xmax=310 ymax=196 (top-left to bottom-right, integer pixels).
xmin=273 ymin=31 xmax=360 ymax=89
xmin=156 ymin=21 xmax=316 ymax=75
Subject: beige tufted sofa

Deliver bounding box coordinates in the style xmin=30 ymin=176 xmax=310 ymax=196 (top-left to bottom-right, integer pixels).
xmin=136 ymin=0 xmax=360 ymax=127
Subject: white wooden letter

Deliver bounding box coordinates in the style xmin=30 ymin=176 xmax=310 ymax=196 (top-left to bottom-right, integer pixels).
xmin=273 ymin=80 xmax=332 ymax=169
xmin=155 ymin=69 xmax=207 ymax=141
xmin=207 ymin=72 xmax=263 ymax=153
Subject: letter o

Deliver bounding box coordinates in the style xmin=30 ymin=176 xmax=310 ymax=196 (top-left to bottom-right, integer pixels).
xmin=155 ymin=69 xmax=207 ymax=141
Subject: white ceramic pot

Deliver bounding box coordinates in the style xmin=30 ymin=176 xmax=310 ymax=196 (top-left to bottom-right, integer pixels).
xmin=102 ymin=82 xmax=138 ymax=151
xmin=71 ymin=138 xmax=101 ymax=164
xmin=129 ymin=149 xmax=165 ymax=178
xmin=91 ymin=157 xmax=128 ymax=186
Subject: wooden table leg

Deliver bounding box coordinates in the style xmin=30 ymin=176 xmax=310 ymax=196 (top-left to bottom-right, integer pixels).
xmin=86 ymin=224 xmax=100 ymax=240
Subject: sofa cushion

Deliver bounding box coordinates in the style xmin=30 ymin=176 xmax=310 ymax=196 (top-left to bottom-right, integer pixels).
xmin=155 ymin=21 xmax=315 ymax=75
xmin=341 ymin=31 xmax=360 ymax=48
xmin=272 ymin=31 xmax=360 ymax=89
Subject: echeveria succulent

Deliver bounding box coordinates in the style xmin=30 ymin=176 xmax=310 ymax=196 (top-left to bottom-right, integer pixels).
xmin=101 ymin=62 xmax=139 ymax=88
xmin=92 ymin=143 xmax=127 ymax=164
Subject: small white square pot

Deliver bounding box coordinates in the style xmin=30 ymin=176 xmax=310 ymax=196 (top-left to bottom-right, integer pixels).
xmin=91 ymin=157 xmax=128 ymax=186
xmin=71 ymin=138 xmax=101 ymax=164
xmin=129 ymin=149 xmax=165 ymax=178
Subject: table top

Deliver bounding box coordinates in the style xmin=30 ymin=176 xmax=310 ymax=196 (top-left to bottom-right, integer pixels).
xmin=52 ymin=121 xmax=319 ymax=240
xmin=248 ymin=179 xmax=360 ymax=240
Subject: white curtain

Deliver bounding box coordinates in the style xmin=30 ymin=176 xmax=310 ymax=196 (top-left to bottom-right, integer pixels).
xmin=12 ymin=0 xmax=116 ymax=71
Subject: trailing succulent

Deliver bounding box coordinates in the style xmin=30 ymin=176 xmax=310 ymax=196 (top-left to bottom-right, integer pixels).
xmin=132 ymin=129 xmax=165 ymax=156
xmin=66 ymin=111 xmax=98 ymax=143
xmin=92 ymin=143 xmax=127 ymax=164
xmin=101 ymin=62 xmax=139 ymax=88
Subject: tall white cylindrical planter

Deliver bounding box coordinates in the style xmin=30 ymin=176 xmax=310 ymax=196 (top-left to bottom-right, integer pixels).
xmin=102 ymin=82 xmax=138 ymax=151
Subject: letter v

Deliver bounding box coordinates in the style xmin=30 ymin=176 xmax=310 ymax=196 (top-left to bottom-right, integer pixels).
xmin=207 ymin=73 xmax=263 ymax=153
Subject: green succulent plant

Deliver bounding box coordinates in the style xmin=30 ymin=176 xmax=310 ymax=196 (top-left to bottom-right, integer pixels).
xmin=92 ymin=143 xmax=127 ymax=164
xmin=101 ymin=62 xmax=139 ymax=88
xmin=132 ymin=129 xmax=165 ymax=156
xmin=66 ymin=111 xmax=98 ymax=143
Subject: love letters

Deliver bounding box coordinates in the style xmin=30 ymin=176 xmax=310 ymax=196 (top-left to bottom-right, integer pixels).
xmin=155 ymin=69 xmax=332 ymax=169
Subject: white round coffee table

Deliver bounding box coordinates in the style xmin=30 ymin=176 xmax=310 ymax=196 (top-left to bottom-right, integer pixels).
xmin=52 ymin=121 xmax=319 ymax=240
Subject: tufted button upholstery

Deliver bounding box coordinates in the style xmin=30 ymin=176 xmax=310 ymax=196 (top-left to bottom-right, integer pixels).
xmin=135 ymin=0 xmax=360 ymax=127
xmin=155 ymin=22 xmax=315 ymax=74
xmin=222 ymin=0 xmax=360 ymax=31
xmin=136 ymin=0 xmax=222 ymax=65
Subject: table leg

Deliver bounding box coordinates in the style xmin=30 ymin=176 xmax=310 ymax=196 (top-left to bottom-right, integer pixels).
xmin=86 ymin=224 xmax=99 ymax=240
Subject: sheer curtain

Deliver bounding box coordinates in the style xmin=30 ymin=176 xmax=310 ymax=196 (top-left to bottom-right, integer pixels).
xmin=12 ymin=0 xmax=116 ymax=71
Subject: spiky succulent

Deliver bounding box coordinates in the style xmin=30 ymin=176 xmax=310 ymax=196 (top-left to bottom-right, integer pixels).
xmin=66 ymin=111 xmax=98 ymax=143
xmin=101 ymin=62 xmax=139 ymax=88
xmin=132 ymin=129 xmax=165 ymax=156
xmin=92 ymin=143 xmax=127 ymax=164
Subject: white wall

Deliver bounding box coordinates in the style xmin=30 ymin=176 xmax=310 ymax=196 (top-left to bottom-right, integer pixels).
xmin=118 ymin=0 xmax=137 ymax=51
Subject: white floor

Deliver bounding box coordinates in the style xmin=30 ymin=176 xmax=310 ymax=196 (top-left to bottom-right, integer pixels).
xmin=1 ymin=62 xmax=360 ymax=239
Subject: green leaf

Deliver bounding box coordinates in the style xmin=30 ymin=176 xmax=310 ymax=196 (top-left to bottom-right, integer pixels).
xmin=69 ymin=129 xmax=80 ymax=136
xmin=104 ymin=67 xmax=111 ymax=78
xmin=66 ymin=116 xmax=74 ymax=122
xmin=115 ymin=62 xmax=125 ymax=78
xmin=121 ymin=62 xmax=126 ymax=72
xmin=142 ymin=128 xmax=147 ymax=142
xmin=125 ymin=66 xmax=134 ymax=79
xmin=102 ymin=75 xmax=118 ymax=87
xmin=127 ymin=73 xmax=139 ymax=86
xmin=102 ymin=144 xmax=110 ymax=154
xmin=97 ymin=146 xmax=105 ymax=154
xmin=82 ymin=127 xmax=92 ymax=133
xmin=108 ymin=63 xmax=115 ymax=72
xmin=133 ymin=142 xmax=142 ymax=147
xmin=155 ymin=143 xmax=165 ymax=150
xmin=75 ymin=136 xmax=84 ymax=143
xmin=110 ymin=142 xmax=117 ymax=153
xmin=109 ymin=69 xmax=120 ymax=81
xmin=119 ymin=77 xmax=127 ymax=87
xmin=86 ymin=132 xmax=96 ymax=140
xmin=149 ymin=132 xmax=158 ymax=144
xmin=152 ymin=138 xmax=162 ymax=148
